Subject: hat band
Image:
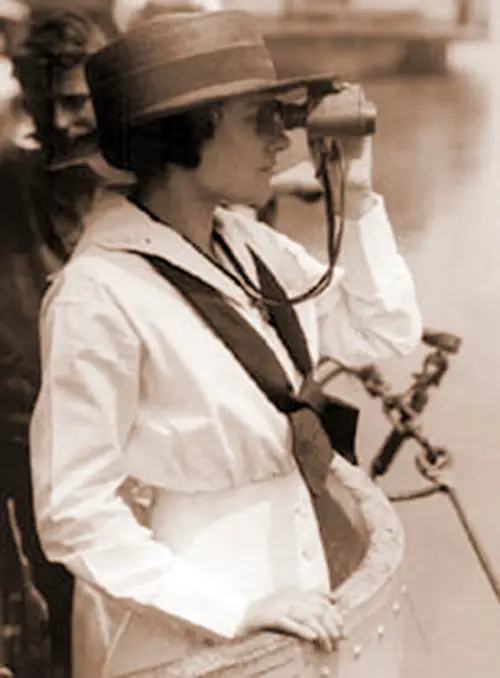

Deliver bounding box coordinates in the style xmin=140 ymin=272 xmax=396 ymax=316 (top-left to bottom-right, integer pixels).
xmin=89 ymin=44 xmax=277 ymax=127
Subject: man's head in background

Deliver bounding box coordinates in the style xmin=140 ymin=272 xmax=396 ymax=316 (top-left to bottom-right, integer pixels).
xmin=0 ymin=1 xmax=29 ymax=151
xmin=13 ymin=10 xmax=107 ymax=162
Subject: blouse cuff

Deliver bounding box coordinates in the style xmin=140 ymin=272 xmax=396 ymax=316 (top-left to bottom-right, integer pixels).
xmin=155 ymin=558 xmax=249 ymax=638
xmin=337 ymin=193 xmax=403 ymax=294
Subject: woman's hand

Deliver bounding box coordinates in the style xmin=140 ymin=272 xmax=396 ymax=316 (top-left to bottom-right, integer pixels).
xmin=309 ymin=133 xmax=376 ymax=221
xmin=307 ymin=83 xmax=377 ymax=221
xmin=237 ymin=588 xmax=344 ymax=652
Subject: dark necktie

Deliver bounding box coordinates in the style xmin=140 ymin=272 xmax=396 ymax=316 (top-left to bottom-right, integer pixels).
xmin=134 ymin=251 xmax=366 ymax=586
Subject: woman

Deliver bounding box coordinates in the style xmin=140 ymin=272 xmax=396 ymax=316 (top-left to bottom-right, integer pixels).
xmin=29 ymin=10 xmax=422 ymax=678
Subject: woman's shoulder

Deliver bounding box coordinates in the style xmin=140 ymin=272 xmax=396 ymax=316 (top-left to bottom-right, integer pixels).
xmin=42 ymin=247 xmax=138 ymax=313
xmin=47 ymin=190 xmax=150 ymax=297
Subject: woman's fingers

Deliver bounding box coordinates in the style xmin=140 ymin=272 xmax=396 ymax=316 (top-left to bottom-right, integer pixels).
xmin=320 ymin=603 xmax=345 ymax=643
xmin=295 ymin=616 xmax=334 ymax=652
xmin=239 ymin=587 xmax=346 ymax=651
xmin=336 ymin=135 xmax=366 ymax=162
xmin=325 ymin=590 xmax=340 ymax=605
xmin=274 ymin=595 xmax=345 ymax=651
xmin=275 ymin=616 xmax=319 ymax=642
xmin=275 ymin=614 xmax=334 ymax=650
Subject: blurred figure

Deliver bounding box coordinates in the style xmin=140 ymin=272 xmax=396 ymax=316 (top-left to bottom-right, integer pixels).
xmin=0 ymin=0 xmax=27 ymax=150
xmin=0 ymin=55 xmax=21 ymax=149
xmin=13 ymin=10 xmax=111 ymax=258
xmin=0 ymin=10 xmax=117 ymax=677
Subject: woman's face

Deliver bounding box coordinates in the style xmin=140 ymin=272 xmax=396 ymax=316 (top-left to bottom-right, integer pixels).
xmin=195 ymin=92 xmax=290 ymax=208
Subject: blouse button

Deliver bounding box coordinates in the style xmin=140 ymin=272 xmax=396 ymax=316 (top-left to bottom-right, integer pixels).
xmin=293 ymin=504 xmax=305 ymax=518
xmin=353 ymin=644 xmax=362 ymax=659
xmin=301 ymin=547 xmax=315 ymax=561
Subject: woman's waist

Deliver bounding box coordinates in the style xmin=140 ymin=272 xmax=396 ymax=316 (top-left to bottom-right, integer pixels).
xmin=150 ymin=469 xmax=327 ymax=598
xmin=151 ymin=469 xmax=306 ymax=544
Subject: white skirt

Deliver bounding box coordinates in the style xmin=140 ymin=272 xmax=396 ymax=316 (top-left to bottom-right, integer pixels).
xmin=72 ymin=470 xmax=329 ymax=678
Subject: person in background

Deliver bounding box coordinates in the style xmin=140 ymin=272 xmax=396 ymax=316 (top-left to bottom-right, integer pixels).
xmin=0 ymin=9 xmax=123 ymax=676
xmin=13 ymin=9 xmax=117 ymax=260
xmin=30 ymin=10 xmax=422 ymax=677
xmin=0 ymin=1 xmax=27 ymax=150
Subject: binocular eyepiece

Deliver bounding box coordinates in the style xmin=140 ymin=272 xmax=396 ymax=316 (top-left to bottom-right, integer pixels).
xmin=282 ymin=82 xmax=377 ymax=139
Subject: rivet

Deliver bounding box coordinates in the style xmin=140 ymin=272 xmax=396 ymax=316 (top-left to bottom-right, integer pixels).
xmin=393 ymin=601 xmax=401 ymax=615
xmin=377 ymin=624 xmax=385 ymax=638
xmin=319 ymin=667 xmax=330 ymax=677
xmin=353 ymin=644 xmax=362 ymax=658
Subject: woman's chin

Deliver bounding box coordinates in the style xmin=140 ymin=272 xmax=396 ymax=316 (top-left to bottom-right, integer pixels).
xmin=248 ymin=185 xmax=274 ymax=210
xmin=217 ymin=174 xmax=274 ymax=211
xmin=222 ymin=190 xmax=272 ymax=211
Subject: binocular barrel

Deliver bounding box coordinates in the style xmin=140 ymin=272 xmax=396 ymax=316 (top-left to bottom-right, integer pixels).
xmin=283 ymin=83 xmax=377 ymax=138
xmin=307 ymin=86 xmax=377 ymax=138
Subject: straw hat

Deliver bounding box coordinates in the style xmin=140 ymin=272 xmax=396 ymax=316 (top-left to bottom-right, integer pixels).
xmin=85 ymin=10 xmax=334 ymax=132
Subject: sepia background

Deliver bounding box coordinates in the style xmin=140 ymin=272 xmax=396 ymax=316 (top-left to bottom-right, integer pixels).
xmin=1 ymin=1 xmax=499 ymax=676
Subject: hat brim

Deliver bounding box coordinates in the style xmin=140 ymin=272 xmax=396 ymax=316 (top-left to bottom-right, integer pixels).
xmin=49 ymin=73 xmax=335 ymax=172
xmin=128 ymin=72 xmax=335 ymax=127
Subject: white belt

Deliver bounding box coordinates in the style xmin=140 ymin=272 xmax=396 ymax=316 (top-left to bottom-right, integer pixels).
xmin=150 ymin=469 xmax=322 ymax=600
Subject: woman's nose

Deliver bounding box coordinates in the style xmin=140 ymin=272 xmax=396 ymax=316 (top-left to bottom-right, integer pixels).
xmin=271 ymin=130 xmax=291 ymax=154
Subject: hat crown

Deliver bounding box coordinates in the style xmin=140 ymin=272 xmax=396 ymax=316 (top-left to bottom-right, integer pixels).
xmin=86 ymin=10 xmax=278 ymax=128
xmin=94 ymin=10 xmax=268 ymax=76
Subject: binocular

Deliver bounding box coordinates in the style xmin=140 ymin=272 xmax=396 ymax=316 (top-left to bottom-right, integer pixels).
xmin=282 ymin=82 xmax=377 ymax=138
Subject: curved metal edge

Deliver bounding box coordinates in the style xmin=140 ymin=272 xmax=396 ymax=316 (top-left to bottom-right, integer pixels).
xmin=327 ymin=459 xmax=405 ymax=632
xmin=139 ymin=463 xmax=405 ymax=677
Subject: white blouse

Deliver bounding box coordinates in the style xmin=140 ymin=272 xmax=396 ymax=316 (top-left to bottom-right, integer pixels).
xmin=30 ymin=191 xmax=421 ymax=676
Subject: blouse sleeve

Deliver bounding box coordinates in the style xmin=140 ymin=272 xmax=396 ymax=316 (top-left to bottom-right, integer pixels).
xmin=240 ymin=193 xmax=422 ymax=368
xmin=314 ymin=194 xmax=423 ymax=366
xmin=30 ymin=273 xmax=248 ymax=639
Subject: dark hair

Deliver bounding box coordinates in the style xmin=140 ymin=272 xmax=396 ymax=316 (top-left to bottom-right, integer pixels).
xmin=100 ymin=103 xmax=220 ymax=177
xmin=15 ymin=10 xmax=107 ymax=71
xmin=12 ymin=11 xmax=107 ymax=152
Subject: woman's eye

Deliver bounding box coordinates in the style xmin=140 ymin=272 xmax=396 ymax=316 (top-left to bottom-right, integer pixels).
xmin=255 ymin=102 xmax=284 ymax=136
